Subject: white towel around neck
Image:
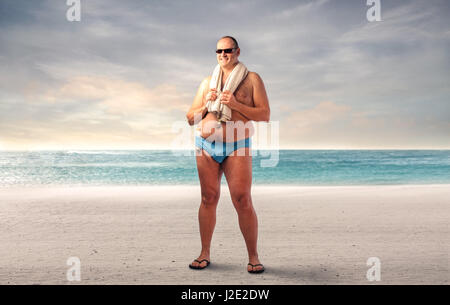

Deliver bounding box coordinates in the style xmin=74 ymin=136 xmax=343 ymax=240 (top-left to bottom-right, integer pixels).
xmin=206 ymin=62 xmax=248 ymax=122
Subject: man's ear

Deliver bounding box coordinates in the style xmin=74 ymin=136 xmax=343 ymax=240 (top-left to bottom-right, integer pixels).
xmin=236 ymin=48 xmax=241 ymax=56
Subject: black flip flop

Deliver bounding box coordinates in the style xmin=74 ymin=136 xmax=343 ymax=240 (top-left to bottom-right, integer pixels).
xmin=189 ymin=259 xmax=210 ymax=270
xmin=247 ymin=263 xmax=265 ymax=274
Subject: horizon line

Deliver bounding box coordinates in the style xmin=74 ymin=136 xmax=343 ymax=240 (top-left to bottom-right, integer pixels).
xmin=1 ymin=148 xmax=449 ymax=152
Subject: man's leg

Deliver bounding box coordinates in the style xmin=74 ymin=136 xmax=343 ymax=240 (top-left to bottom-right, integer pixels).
xmin=190 ymin=148 xmax=223 ymax=268
xmin=222 ymin=147 xmax=263 ymax=272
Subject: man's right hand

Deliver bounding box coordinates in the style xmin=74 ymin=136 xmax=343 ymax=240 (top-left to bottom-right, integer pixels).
xmin=205 ymin=88 xmax=217 ymax=102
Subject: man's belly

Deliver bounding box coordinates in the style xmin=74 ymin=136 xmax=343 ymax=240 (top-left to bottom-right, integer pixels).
xmin=197 ymin=112 xmax=255 ymax=142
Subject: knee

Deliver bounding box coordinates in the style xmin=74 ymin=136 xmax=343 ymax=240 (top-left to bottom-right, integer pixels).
xmin=233 ymin=193 xmax=253 ymax=212
xmin=201 ymin=190 xmax=220 ymax=207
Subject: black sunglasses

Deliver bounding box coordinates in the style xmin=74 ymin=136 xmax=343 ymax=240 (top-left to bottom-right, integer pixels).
xmin=215 ymin=48 xmax=236 ymax=54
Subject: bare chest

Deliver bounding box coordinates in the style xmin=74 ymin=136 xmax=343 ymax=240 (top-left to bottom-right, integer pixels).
xmin=222 ymin=76 xmax=254 ymax=107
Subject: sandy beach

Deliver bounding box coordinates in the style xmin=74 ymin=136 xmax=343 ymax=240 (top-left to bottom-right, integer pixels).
xmin=0 ymin=184 xmax=448 ymax=285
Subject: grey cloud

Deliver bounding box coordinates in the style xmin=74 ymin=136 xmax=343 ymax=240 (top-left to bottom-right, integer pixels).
xmin=0 ymin=0 xmax=449 ymax=148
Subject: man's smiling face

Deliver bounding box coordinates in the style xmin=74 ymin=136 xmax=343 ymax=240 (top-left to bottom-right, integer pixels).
xmin=216 ymin=38 xmax=240 ymax=69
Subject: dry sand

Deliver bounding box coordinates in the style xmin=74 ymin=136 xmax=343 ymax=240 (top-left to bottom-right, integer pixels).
xmin=0 ymin=185 xmax=448 ymax=284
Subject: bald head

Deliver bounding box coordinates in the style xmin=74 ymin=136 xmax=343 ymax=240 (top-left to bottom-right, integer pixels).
xmin=218 ymin=36 xmax=239 ymax=49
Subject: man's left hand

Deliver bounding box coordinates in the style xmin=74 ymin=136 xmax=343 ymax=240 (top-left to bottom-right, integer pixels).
xmin=220 ymin=90 xmax=239 ymax=110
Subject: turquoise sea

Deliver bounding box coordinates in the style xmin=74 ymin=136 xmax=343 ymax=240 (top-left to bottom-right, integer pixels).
xmin=0 ymin=150 xmax=449 ymax=187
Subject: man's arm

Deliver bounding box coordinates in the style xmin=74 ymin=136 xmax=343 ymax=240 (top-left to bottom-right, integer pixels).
xmin=222 ymin=72 xmax=270 ymax=122
xmin=186 ymin=77 xmax=209 ymax=126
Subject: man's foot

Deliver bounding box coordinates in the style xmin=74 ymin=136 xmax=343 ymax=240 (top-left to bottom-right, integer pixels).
xmin=247 ymin=258 xmax=264 ymax=274
xmin=189 ymin=257 xmax=211 ymax=270
xmin=247 ymin=263 xmax=265 ymax=274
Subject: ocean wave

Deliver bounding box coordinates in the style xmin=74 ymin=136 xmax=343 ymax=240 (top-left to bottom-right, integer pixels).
xmin=65 ymin=151 xmax=132 ymax=155
xmin=54 ymin=162 xmax=167 ymax=168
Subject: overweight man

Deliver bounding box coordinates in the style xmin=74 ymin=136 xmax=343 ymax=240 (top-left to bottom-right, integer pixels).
xmin=186 ymin=36 xmax=270 ymax=273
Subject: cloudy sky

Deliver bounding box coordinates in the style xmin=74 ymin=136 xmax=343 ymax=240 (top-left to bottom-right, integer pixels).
xmin=0 ymin=0 xmax=449 ymax=150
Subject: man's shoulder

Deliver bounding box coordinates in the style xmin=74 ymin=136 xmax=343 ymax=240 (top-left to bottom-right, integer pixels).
xmin=200 ymin=76 xmax=212 ymax=89
xmin=247 ymin=71 xmax=262 ymax=82
xmin=246 ymin=71 xmax=263 ymax=86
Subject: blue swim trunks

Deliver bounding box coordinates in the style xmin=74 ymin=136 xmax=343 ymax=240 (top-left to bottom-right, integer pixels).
xmin=195 ymin=136 xmax=251 ymax=163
